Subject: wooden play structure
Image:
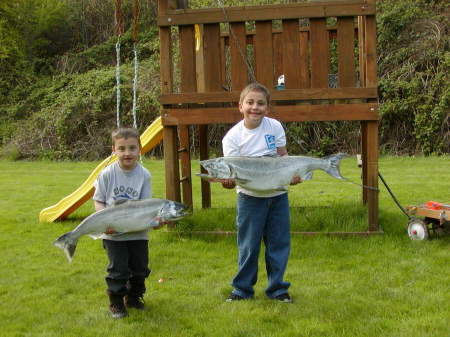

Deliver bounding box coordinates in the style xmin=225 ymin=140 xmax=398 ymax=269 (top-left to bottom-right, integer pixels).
xmin=157 ymin=0 xmax=380 ymax=231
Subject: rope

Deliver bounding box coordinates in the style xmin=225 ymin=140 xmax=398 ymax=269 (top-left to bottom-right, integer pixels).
xmin=215 ymin=0 xmax=257 ymax=83
xmin=132 ymin=43 xmax=139 ymax=129
xmin=115 ymin=38 xmax=121 ymax=128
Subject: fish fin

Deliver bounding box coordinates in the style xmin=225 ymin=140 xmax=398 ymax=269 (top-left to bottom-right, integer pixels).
xmin=113 ymin=199 xmax=133 ymax=206
xmin=235 ymin=178 xmax=250 ymax=184
xmin=323 ymin=153 xmax=347 ymax=179
xmin=302 ymin=172 xmax=313 ymax=181
xmin=53 ymin=232 xmax=77 ymax=263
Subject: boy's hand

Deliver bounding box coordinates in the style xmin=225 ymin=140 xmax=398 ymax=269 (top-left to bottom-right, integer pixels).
xmin=290 ymin=176 xmax=302 ymax=185
xmin=153 ymin=221 xmax=172 ymax=230
xmin=221 ymin=179 xmax=236 ymax=189
xmin=104 ymin=227 xmax=117 ymax=234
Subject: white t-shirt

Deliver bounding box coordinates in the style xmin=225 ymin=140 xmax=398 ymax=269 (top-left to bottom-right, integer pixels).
xmin=222 ymin=117 xmax=287 ymax=197
xmin=93 ymin=162 xmax=151 ymax=241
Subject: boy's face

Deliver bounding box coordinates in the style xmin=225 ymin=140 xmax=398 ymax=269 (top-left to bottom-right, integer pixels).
xmin=239 ymin=90 xmax=269 ymax=130
xmin=112 ymin=137 xmax=140 ymax=170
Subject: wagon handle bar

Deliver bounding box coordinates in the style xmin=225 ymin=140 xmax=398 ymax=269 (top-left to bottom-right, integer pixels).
xmin=378 ymin=172 xmax=412 ymax=220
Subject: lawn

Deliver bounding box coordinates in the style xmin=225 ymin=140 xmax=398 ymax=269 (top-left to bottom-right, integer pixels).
xmin=0 ymin=156 xmax=449 ymax=337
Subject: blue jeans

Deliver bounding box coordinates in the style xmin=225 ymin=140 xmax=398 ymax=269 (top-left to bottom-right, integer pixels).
xmin=231 ymin=192 xmax=291 ymax=298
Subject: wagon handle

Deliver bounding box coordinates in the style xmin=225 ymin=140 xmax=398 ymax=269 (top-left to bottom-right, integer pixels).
xmin=378 ymin=172 xmax=412 ymax=220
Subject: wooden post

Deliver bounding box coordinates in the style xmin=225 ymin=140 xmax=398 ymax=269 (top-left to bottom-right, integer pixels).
xmin=364 ymin=15 xmax=379 ymax=231
xmin=159 ymin=0 xmax=180 ymax=202
xmin=178 ymin=14 xmax=195 ymax=207
xmin=199 ymin=23 xmax=222 ymax=208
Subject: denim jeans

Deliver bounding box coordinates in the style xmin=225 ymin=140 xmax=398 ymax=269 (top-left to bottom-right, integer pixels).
xmin=231 ymin=192 xmax=291 ymax=298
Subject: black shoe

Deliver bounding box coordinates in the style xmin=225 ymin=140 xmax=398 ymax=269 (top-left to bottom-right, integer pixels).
xmin=226 ymin=293 xmax=246 ymax=302
xmin=109 ymin=303 xmax=128 ymax=318
xmin=124 ymin=295 xmax=145 ymax=310
xmin=273 ymin=293 xmax=292 ymax=303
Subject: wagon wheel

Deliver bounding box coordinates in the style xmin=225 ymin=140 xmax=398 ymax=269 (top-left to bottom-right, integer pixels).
xmin=407 ymin=218 xmax=429 ymax=240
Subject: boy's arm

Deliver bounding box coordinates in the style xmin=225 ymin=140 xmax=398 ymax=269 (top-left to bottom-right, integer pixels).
xmin=94 ymin=200 xmax=106 ymax=211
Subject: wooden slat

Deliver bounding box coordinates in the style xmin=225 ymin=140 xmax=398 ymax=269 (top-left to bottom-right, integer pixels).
xmin=357 ymin=16 xmax=366 ymax=87
xmin=179 ymin=25 xmax=196 ymax=92
xmin=299 ymin=31 xmax=310 ymax=88
xmin=273 ymin=31 xmax=284 ymax=84
xmin=282 ymin=19 xmax=301 ymax=88
xmin=230 ymin=22 xmax=248 ymax=91
xmin=254 ymin=21 xmax=274 ymax=88
xmin=162 ymin=103 xmax=379 ymax=125
xmin=203 ymin=23 xmax=222 ymax=91
xmin=310 ymin=18 xmax=329 ymax=88
xmin=157 ymin=2 xmax=376 ymax=26
xmin=364 ymin=15 xmax=377 ymax=88
xmin=337 ymin=17 xmax=355 ymax=87
xmin=160 ymin=87 xmax=378 ymax=104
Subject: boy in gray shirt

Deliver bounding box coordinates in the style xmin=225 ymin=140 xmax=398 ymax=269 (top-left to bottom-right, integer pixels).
xmin=93 ymin=128 xmax=153 ymax=319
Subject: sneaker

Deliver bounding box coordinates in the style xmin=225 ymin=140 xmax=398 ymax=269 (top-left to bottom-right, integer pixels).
xmin=273 ymin=293 xmax=292 ymax=303
xmin=124 ymin=295 xmax=145 ymax=310
xmin=225 ymin=293 xmax=246 ymax=302
xmin=109 ymin=303 xmax=128 ymax=319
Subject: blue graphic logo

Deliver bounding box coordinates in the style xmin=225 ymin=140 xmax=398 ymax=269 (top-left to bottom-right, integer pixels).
xmin=265 ymin=134 xmax=276 ymax=150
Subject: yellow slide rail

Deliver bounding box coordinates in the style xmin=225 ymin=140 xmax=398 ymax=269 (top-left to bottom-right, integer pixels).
xmin=39 ymin=117 xmax=163 ymax=223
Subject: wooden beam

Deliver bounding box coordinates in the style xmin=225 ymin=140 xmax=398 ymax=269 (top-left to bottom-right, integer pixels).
xmin=162 ymin=103 xmax=379 ymax=125
xmin=157 ymin=2 xmax=376 ymax=26
xmin=160 ymin=88 xmax=378 ymax=104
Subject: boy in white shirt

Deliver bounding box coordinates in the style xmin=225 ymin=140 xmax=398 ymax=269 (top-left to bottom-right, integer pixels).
xmin=222 ymin=82 xmax=301 ymax=303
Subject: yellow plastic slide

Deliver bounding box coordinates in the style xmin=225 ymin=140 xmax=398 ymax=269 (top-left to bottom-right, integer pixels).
xmin=39 ymin=117 xmax=163 ymax=223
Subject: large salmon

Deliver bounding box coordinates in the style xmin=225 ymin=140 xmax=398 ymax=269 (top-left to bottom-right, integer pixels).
xmin=54 ymin=198 xmax=189 ymax=262
xmin=198 ymin=153 xmax=347 ymax=192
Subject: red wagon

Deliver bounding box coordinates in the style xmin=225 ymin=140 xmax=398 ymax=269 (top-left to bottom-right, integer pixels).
xmin=406 ymin=201 xmax=450 ymax=240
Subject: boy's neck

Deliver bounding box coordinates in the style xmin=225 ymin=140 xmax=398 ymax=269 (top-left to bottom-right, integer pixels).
xmin=118 ymin=162 xmax=138 ymax=172
xmin=243 ymin=119 xmax=263 ymax=130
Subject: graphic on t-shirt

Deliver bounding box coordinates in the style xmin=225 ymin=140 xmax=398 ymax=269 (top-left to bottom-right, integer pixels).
xmin=113 ymin=185 xmax=139 ymax=200
xmin=264 ymin=134 xmax=276 ymax=150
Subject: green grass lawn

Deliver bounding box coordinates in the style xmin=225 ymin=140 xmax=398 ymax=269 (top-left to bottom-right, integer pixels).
xmin=0 ymin=156 xmax=449 ymax=337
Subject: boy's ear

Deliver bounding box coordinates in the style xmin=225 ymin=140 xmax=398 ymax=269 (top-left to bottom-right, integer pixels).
xmin=111 ymin=145 xmax=115 ymax=153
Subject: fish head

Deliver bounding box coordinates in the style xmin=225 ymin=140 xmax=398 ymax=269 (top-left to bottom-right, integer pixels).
xmin=159 ymin=200 xmax=191 ymax=222
xmin=199 ymin=158 xmax=231 ymax=179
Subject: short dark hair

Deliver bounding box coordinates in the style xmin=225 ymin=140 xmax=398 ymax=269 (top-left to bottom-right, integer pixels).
xmin=239 ymin=82 xmax=271 ymax=105
xmin=111 ymin=128 xmax=141 ymax=147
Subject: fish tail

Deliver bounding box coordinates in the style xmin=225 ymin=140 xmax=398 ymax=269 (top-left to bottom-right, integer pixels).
xmin=53 ymin=232 xmax=77 ymax=263
xmin=324 ymin=153 xmax=347 ymax=179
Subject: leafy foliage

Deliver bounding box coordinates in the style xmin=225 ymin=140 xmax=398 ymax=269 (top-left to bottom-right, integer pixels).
xmin=0 ymin=0 xmax=449 ymax=159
